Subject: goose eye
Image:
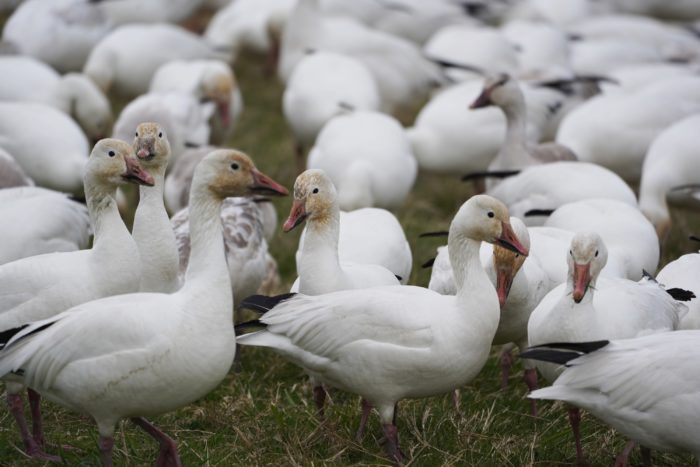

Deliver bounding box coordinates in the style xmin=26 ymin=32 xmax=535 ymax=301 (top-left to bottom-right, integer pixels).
xmin=487 ymin=211 xmax=494 ymax=218
xmin=569 ymin=250 xmax=573 ymax=256
xmin=158 ymin=132 xmax=163 ymax=138
xmin=231 ymin=163 xmax=239 ymax=171
xmin=595 ymin=250 xmax=599 ymax=257
xmin=135 ymin=132 xmax=138 ymax=137
xmin=312 ymin=188 xmax=319 ymax=194
xmin=108 ymin=150 xmax=115 ymax=157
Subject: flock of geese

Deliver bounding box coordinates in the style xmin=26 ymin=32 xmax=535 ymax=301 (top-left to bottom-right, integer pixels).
xmin=1 ymin=0 xmax=700 ymax=465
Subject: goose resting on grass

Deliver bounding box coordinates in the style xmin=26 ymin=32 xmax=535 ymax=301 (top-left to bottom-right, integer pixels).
xmin=0 ymin=150 xmax=288 ymax=466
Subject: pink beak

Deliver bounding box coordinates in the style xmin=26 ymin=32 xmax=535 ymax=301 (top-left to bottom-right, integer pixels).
xmin=495 ymin=222 xmax=529 ymax=257
xmin=251 ymin=168 xmax=288 ymax=197
xmin=572 ymin=263 xmax=591 ymax=303
xmin=470 ymin=88 xmax=492 ymax=109
xmin=122 ymin=156 xmax=154 ymax=186
xmin=283 ymin=199 xmax=307 ymax=232
xmin=495 ymin=264 xmax=515 ymax=308
xmin=219 ymin=101 xmax=231 ymax=127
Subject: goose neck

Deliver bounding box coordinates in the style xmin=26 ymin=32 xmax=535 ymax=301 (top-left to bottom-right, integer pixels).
xmin=85 ymin=180 xmax=130 ymax=251
xmin=298 ymin=210 xmax=342 ymax=283
xmin=501 ymin=98 xmax=528 ymax=150
xmin=449 ymin=231 xmax=494 ymax=303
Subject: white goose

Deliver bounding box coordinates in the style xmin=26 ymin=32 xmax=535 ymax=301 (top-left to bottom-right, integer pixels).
xmin=0 ymin=102 xmax=89 ymax=196
xmin=526 ymin=331 xmax=700 ymax=465
xmin=527 ymin=232 xmax=685 ymax=466
xmin=307 ymin=110 xmax=416 ymax=210
xmin=237 ymin=195 xmax=529 ymax=462
xmin=149 ymin=59 xmax=244 ymax=145
xmin=0 ymin=187 xmax=89 ymax=266
xmin=0 ymin=139 xmax=153 ymax=461
xmin=0 ymin=148 xmax=33 ymax=189
xmin=131 ymin=122 xmax=179 ymax=293
xmin=639 ymin=114 xmax=700 ymax=241
xmin=0 ymin=56 xmax=112 ymax=141
xmin=84 ymin=23 xmax=228 ymax=97
xmin=657 ymin=245 xmax=700 ymax=330
xmin=0 ymin=150 xmax=288 ymax=465
xmin=487 ymin=161 xmax=637 ymax=226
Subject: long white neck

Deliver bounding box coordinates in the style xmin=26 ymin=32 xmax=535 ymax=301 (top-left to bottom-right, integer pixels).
xmin=86 ymin=179 xmax=135 ymax=259
xmin=180 ymin=186 xmax=232 ymax=323
xmin=132 ymin=167 xmax=180 ymax=292
xmin=497 ymin=93 xmax=529 ymax=166
xmin=298 ymin=208 xmax=342 ymax=294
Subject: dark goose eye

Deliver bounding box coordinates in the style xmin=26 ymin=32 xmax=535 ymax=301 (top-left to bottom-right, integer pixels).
xmin=487 ymin=211 xmax=494 ymax=218
xmin=231 ymin=163 xmax=239 ymax=170
xmin=108 ymin=150 xmax=115 ymax=157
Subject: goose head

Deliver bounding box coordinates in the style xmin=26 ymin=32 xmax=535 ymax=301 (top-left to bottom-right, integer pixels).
xmin=567 ymin=232 xmax=608 ymax=303
xmin=200 ymin=65 xmax=235 ymax=127
xmin=85 ymin=139 xmax=154 ymax=188
xmin=133 ymin=122 xmax=171 ymax=173
xmin=470 ymin=73 xmax=523 ymax=110
xmin=491 ymin=217 xmax=530 ymax=307
xmin=196 ymin=149 xmax=288 ymax=200
xmin=283 ymin=169 xmax=337 ymax=232
xmin=451 ymin=195 xmax=529 ymax=256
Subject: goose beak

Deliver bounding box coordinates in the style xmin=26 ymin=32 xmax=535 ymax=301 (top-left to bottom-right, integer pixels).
xmin=572 ymin=263 xmax=591 ymax=303
xmin=122 ymin=156 xmax=154 ymax=186
xmin=469 ymin=89 xmax=492 ymax=109
xmin=218 ymin=101 xmax=231 ymax=127
xmin=283 ymin=199 xmax=307 ymax=232
xmin=495 ymin=262 xmax=515 ymax=308
xmin=495 ymin=222 xmax=529 ymax=256
xmin=251 ymin=169 xmax=288 ymax=197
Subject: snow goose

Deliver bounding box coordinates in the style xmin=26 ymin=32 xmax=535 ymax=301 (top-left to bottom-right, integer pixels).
xmin=95 ymin=0 xmax=204 ymax=25
xmin=307 ymin=110 xmax=416 ymax=211
xmin=0 ymin=187 xmax=90 ymax=266
xmin=500 ymin=20 xmax=572 ymax=81
xmin=164 ymin=145 xmax=217 ymax=214
xmin=130 ymin=122 xmax=179 ymax=293
xmin=657 ymin=244 xmax=700 ymax=330
xmin=237 ymin=194 xmax=529 ymax=462
xmin=556 ymin=76 xmax=700 ymax=183
xmin=279 ymin=0 xmax=443 ymax=114
xmin=600 ymin=62 xmax=700 ymax=95
xmin=296 ymin=207 xmax=412 ymax=285
xmin=639 ymin=114 xmax=700 ymax=242
xmin=0 ymin=147 xmax=33 ymax=188
xmin=527 ymin=232 xmax=686 ymax=466
xmin=2 ymin=0 xmax=111 ymax=72
xmin=282 ymin=51 xmax=380 ymax=171
xmin=543 ymin=199 xmax=660 ymax=280
xmin=84 ymin=24 xmax=228 ymax=97
xmin=112 ymin=93 xmax=214 ymax=166
xmin=487 ymin=161 xmax=637 ymax=226
xmin=470 ymin=73 xmax=577 ymax=189
xmin=525 ymin=331 xmax=700 ymax=465
xmin=0 ymin=139 xmax=153 ymax=460
xmin=0 ymin=149 xmax=288 ymax=465
xmin=0 ymin=102 xmax=89 ymax=196
xmin=149 ymin=59 xmax=244 ymax=145
xmin=0 ymin=56 xmax=112 ymax=141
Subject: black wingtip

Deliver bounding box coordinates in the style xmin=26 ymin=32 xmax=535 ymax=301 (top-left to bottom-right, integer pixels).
xmin=689 ymin=235 xmax=700 ymax=243
xmin=642 ymin=269 xmax=657 ymax=282
xmin=234 ymin=319 xmax=266 ymax=335
xmin=239 ymin=293 xmax=297 ymax=314
xmin=394 ymin=275 xmax=403 ymax=282
xmin=520 ymin=340 xmax=610 ymax=365
xmin=461 ymin=170 xmax=520 ymax=182
xmin=666 ymin=288 xmax=696 ymax=302
xmin=421 ymin=257 xmax=436 ymax=269
xmin=426 ymin=55 xmax=485 ymax=75
xmin=419 ymin=230 xmax=449 ymax=238
xmin=0 ymin=324 xmax=29 ymax=350
xmin=524 ymin=209 xmax=555 ymax=217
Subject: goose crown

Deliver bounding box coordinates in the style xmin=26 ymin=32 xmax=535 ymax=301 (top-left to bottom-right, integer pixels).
xmin=201 ymin=65 xmax=234 ymax=104
xmin=133 ymin=122 xmax=171 ymax=171
xmin=294 ymin=169 xmax=337 ymax=215
xmin=451 ymin=195 xmax=511 ymax=243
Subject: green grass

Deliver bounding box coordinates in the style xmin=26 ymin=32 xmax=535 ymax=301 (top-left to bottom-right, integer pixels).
xmin=2 ymin=36 xmax=700 ymax=467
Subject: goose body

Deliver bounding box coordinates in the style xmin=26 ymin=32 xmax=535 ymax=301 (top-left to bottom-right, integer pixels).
xmin=0 ymin=149 xmax=288 ymax=464
xmin=0 ymin=102 xmax=89 ymax=196
xmin=0 ymin=148 xmax=33 ymax=189
xmin=238 ymin=195 xmax=529 ymax=461
xmin=657 ymin=251 xmax=700 ymax=330
xmin=307 ymin=110 xmax=416 ymax=211
xmin=2 ymin=0 xmax=111 ymax=73
xmin=0 ymin=56 xmax=112 ymax=140
xmin=487 ymin=162 xmax=637 ymax=226
xmin=84 ymin=24 xmax=226 ymax=97
xmin=0 ymin=187 xmax=89 ymax=266
xmin=96 ymin=0 xmax=204 ymax=25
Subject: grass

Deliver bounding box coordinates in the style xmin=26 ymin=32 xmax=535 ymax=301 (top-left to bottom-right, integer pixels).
xmin=2 ymin=18 xmax=700 ymax=467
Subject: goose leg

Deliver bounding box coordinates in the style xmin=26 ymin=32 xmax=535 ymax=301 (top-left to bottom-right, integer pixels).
xmin=452 ymin=389 xmax=461 ymax=411
xmin=6 ymin=392 xmax=59 ymax=461
xmin=523 ymin=368 xmax=539 ymax=416
xmin=614 ymin=440 xmax=636 ymax=467
xmin=356 ymin=398 xmax=372 ymax=441
xmin=313 ymin=384 xmax=327 ymax=420
xmin=500 ymin=347 xmax=514 ymax=389
xmin=295 ymin=142 xmax=305 ymax=175
xmin=99 ymin=435 xmax=114 ymax=467
xmin=131 ymin=417 xmax=182 ymax=467
xmin=381 ymin=423 xmax=403 ymax=465
xmin=27 ymin=389 xmax=46 ymax=447
xmin=567 ymin=406 xmax=585 ymax=466
xmin=641 ymin=446 xmax=652 ymax=467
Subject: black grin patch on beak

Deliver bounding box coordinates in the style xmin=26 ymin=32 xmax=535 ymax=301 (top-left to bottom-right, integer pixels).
xmin=291 ymin=212 xmax=309 ymax=230
xmin=251 ymin=185 xmax=286 ymax=196
xmin=495 ymin=238 xmax=521 ymax=255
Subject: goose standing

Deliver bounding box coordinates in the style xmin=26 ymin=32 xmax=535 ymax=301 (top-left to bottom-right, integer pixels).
xmin=237 ymin=195 xmax=528 ymax=462
xmin=131 ymin=122 xmax=180 ymax=293
xmin=526 ymin=331 xmax=700 ymax=465
xmin=0 ymin=56 xmax=112 ymax=141
xmin=0 ymin=139 xmax=153 ymax=461
xmin=0 ymin=102 xmax=89 ymax=196
xmin=528 ymin=232 xmax=685 ymax=466
xmin=0 ymin=149 xmax=288 ymax=465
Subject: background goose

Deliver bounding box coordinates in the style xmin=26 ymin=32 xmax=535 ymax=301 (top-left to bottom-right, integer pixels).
xmin=0 ymin=102 xmax=89 ymax=196
xmin=149 ymin=59 xmax=244 ymax=145
xmin=0 ymin=56 xmax=112 ymax=141
xmin=527 ymin=232 xmax=684 ymax=465
xmin=0 ymin=148 xmax=33 ymax=189
xmin=0 ymin=150 xmax=288 ymax=465
xmin=307 ymin=110 xmax=416 ymax=211
xmin=0 ymin=186 xmax=89 ymax=265
xmin=657 ymin=245 xmax=700 ymax=329
xmin=238 ymin=195 xmax=528 ymax=462
xmin=84 ymin=23 xmax=229 ymax=97
xmin=0 ymin=139 xmax=153 ymax=461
